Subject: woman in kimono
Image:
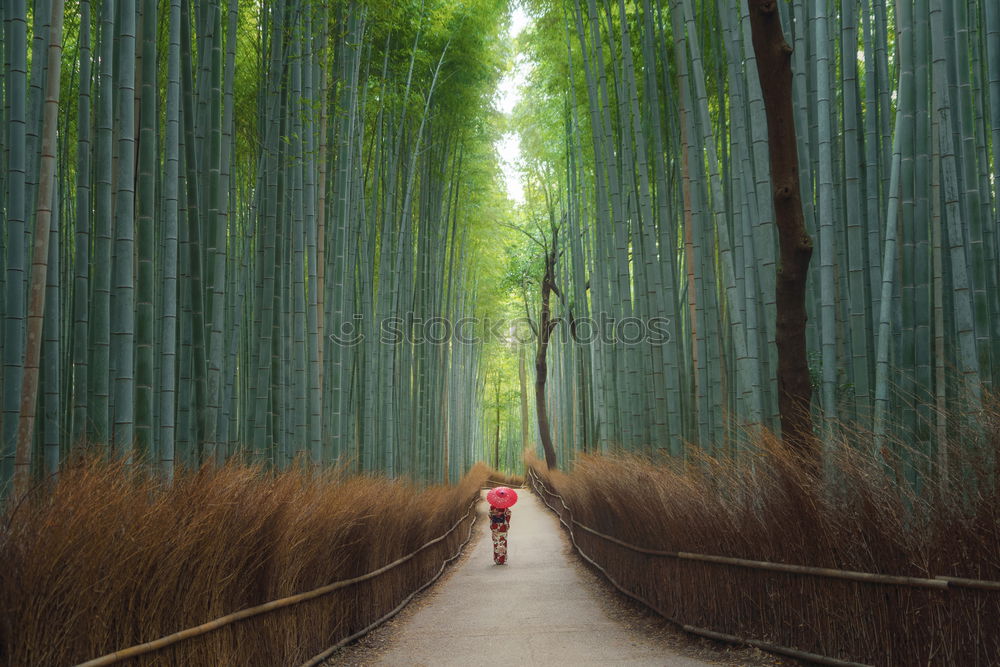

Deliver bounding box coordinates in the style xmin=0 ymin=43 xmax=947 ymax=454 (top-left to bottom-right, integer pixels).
xmin=486 ymin=486 xmax=517 ymax=565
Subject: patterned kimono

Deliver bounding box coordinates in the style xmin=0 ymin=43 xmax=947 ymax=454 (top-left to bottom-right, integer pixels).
xmin=488 ymin=506 xmax=512 ymax=564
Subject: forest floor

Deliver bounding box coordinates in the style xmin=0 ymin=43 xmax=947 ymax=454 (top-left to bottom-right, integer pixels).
xmin=330 ymin=488 xmax=791 ymax=666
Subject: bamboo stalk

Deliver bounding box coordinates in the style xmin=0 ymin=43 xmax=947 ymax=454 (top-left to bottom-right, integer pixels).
xmin=13 ymin=0 xmax=65 ymax=498
xmin=2 ymin=0 xmax=29 ymax=489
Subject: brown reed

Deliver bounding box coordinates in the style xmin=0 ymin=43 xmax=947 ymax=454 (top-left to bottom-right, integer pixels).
xmin=528 ymin=401 xmax=1000 ymax=666
xmin=0 ymin=458 xmax=490 ymax=666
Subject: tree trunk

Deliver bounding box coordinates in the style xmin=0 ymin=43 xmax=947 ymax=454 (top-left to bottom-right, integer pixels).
xmin=747 ymin=0 xmax=817 ymax=465
xmin=535 ymin=233 xmax=559 ymax=470
xmin=518 ymin=344 xmax=530 ymax=453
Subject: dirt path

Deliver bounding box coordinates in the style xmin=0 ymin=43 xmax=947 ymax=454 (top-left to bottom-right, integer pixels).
xmin=334 ymin=489 xmax=783 ymax=666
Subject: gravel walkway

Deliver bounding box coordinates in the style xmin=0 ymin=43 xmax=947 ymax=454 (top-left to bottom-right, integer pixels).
xmin=332 ymin=488 xmax=788 ymax=666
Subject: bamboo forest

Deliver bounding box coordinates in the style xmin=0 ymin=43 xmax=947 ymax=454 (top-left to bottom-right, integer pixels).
xmin=2 ymin=0 xmax=999 ymax=665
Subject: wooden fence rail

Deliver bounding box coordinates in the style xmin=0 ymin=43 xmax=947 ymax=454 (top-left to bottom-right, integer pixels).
xmin=525 ymin=466 xmax=1000 ymax=667
xmin=75 ymin=498 xmax=480 ymax=667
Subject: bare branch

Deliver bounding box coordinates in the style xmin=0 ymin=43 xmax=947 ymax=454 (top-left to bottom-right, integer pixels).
xmin=498 ymin=220 xmax=546 ymax=249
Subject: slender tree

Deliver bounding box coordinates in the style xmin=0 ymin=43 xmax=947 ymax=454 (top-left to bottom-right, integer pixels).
xmin=747 ymin=0 xmax=816 ymax=464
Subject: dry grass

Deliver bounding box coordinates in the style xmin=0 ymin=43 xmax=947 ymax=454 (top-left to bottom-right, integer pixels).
xmin=485 ymin=469 xmax=525 ymax=488
xmin=0 ymin=458 xmax=490 ymax=666
xmin=529 ymin=404 xmax=1000 ymax=666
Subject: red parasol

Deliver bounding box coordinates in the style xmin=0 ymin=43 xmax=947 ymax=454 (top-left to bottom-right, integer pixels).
xmin=487 ymin=486 xmax=518 ymax=509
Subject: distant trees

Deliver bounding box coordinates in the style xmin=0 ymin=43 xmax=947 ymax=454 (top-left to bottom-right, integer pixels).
xmin=0 ymin=0 xmax=511 ymax=494
xmin=4 ymin=0 xmax=999 ymax=492
xmin=514 ymin=0 xmax=1000 ymax=479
